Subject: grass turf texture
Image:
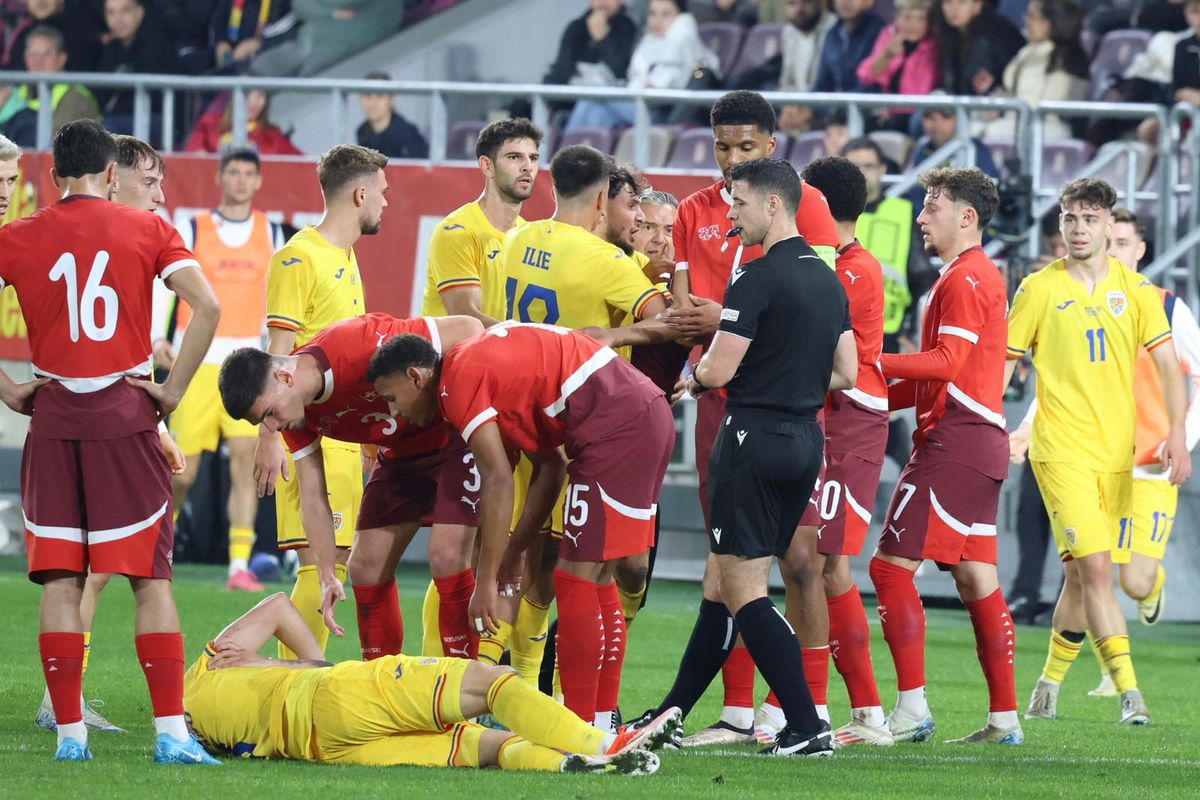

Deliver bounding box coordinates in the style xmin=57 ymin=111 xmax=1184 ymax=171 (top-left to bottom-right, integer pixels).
xmin=1 ymin=558 xmax=1197 ymax=798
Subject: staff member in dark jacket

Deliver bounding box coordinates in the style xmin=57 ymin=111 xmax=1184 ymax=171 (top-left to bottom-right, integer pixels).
xmin=632 ymin=158 xmax=858 ymax=758
xmin=544 ymin=1 xmax=637 ymax=86
xmin=938 ymin=0 xmax=1024 ymax=96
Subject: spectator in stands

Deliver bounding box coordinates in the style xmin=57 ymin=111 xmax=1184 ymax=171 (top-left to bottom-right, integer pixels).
xmin=210 ymin=0 xmax=292 ymax=73
xmin=546 ymin=0 xmax=638 ymax=91
xmin=822 ymin=111 xmax=849 ymax=158
xmin=937 ymin=0 xmax=1025 ymax=97
xmin=356 ymin=71 xmax=428 ymax=159
xmin=1136 ymin=0 xmax=1189 ymax=33
xmin=976 ymin=0 xmax=1089 ymax=140
xmin=689 ymin=0 xmax=760 ymax=24
xmin=565 ymin=0 xmax=718 ymax=131
xmin=856 ymin=0 xmax=940 ymax=133
xmin=97 ymin=0 xmax=179 ymax=128
xmin=1172 ymin=0 xmax=1200 ymax=105
xmin=906 ymin=101 xmax=998 ymax=215
xmin=252 ymin=0 xmax=403 ymax=77
xmin=3 ymin=0 xmax=103 ymax=71
xmin=155 ymin=0 xmax=219 ymax=72
xmin=812 ymin=0 xmax=886 ymax=93
xmin=184 ymin=88 xmax=301 ymax=154
xmin=0 ymin=83 xmax=35 ymax=147
xmin=19 ymin=24 xmax=101 ymax=134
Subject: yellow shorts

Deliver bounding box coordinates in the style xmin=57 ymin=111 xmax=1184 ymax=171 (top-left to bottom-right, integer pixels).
xmin=1130 ymin=477 xmax=1176 ymax=561
xmin=170 ymin=363 xmax=257 ymax=455
xmin=511 ymin=452 xmax=566 ymax=535
xmin=1032 ymin=461 xmax=1132 ymax=565
xmin=312 ymin=655 xmax=483 ymax=766
xmin=276 ymin=438 xmax=363 ymax=550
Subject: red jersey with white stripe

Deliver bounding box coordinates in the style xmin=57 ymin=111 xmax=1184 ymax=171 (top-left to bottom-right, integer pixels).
xmin=439 ymin=322 xmax=652 ymax=453
xmin=882 ymin=246 xmax=1008 ymax=478
xmin=280 ymin=313 xmax=452 ymax=459
xmin=825 ymin=240 xmax=888 ymax=461
xmin=0 ymin=195 xmax=196 ymax=388
xmin=674 ymin=179 xmax=840 ymax=303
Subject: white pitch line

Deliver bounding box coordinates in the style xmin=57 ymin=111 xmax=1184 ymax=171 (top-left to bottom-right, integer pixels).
xmin=674 ymin=749 xmax=1200 ymax=767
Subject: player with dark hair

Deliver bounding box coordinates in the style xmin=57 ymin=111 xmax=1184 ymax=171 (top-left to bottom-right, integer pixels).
xmin=1011 ymin=180 xmax=1191 ymax=727
xmin=0 ymin=119 xmax=220 ymax=763
xmin=658 ymin=89 xmax=842 ymax=745
xmin=868 ymin=166 xmax=1020 ymax=745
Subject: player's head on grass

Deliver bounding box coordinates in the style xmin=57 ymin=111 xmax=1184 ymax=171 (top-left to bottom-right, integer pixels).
xmin=367 ymin=334 xmax=441 ymax=427
xmin=802 ymin=156 xmax=867 ymax=224
xmin=633 ymin=189 xmax=679 ymax=266
xmin=710 ymin=90 xmax=777 ymax=186
xmin=218 ymin=147 xmax=262 ymax=208
xmin=916 ymin=166 xmax=998 ymax=258
xmin=476 ymin=117 xmax=543 ymax=203
xmin=0 ymin=133 xmax=19 ymax=218
xmin=1109 ymin=207 xmax=1147 ymax=271
xmin=726 ymin=157 xmax=801 ymax=249
xmin=1058 ymin=178 xmax=1116 ymax=264
xmin=218 ymin=347 xmax=311 ymax=431
xmin=111 ymin=134 xmax=164 ymax=211
xmin=318 ymin=143 xmax=389 ymax=235
xmin=604 ymin=165 xmax=645 ymax=255
xmin=51 ymin=119 xmax=116 ymax=194
xmin=550 ymin=144 xmax=614 ymax=225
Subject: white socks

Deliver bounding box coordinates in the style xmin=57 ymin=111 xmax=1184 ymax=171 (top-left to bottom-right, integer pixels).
xmin=720 ymin=705 xmax=754 ymax=729
xmin=154 ymin=714 xmax=190 ymax=741
xmin=896 ymin=687 xmax=930 ymax=717
xmin=57 ymin=721 xmax=86 ymax=747
xmin=989 ymin=710 xmax=1019 ymax=729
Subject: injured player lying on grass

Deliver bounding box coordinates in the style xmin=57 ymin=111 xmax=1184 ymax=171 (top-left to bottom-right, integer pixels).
xmin=183 ymin=593 xmax=682 ymax=773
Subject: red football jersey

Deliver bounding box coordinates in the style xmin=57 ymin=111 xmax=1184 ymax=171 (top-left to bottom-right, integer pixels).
xmin=833 ymin=240 xmax=888 ymax=406
xmin=281 ymin=313 xmax=452 ymax=458
xmin=438 ymin=323 xmax=618 ymax=453
xmin=884 ymin=247 xmax=1008 ymax=476
xmin=0 ymin=196 xmax=196 ymax=387
xmin=674 ymin=179 xmax=840 ymax=304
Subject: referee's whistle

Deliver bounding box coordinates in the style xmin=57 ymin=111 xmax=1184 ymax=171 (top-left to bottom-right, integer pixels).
xmin=720 ymin=226 xmax=742 ymax=253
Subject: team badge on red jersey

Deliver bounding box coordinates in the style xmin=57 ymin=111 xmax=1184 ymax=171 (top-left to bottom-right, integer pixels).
xmin=698 ymin=224 xmax=722 ymax=242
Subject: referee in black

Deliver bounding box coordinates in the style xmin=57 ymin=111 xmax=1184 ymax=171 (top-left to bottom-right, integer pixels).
xmin=687 ymin=158 xmax=858 ymax=756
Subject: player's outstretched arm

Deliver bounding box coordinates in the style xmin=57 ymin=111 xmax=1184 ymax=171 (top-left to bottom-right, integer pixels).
xmin=829 ymin=330 xmax=859 ymax=391
xmin=468 ymin=421 xmax=517 ymax=635
xmin=662 ymin=294 xmax=722 ymax=339
xmin=1149 ymin=339 xmax=1193 ymax=486
xmin=294 ymin=449 xmax=347 ymax=636
xmin=504 ymin=448 xmax=568 ymax=582
xmin=207 ymin=593 xmax=332 ymax=670
xmin=441 ymin=287 xmax=503 ymax=328
xmin=141 ymin=266 xmax=220 ymax=416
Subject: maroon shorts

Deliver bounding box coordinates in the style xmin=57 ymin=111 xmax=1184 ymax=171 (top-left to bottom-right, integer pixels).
xmin=695 ymin=389 xmax=726 ymax=526
xmin=357 ymin=441 xmax=481 ymax=530
xmin=876 ymin=445 xmax=1001 ymax=566
xmin=22 ymin=430 xmax=173 ymax=583
xmin=811 ymin=453 xmax=885 ymax=557
xmin=561 ymin=360 xmax=674 ymax=563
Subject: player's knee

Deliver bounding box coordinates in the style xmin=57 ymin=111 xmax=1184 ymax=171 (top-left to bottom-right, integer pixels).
xmin=1118 ymin=571 xmax=1152 ymax=601
xmin=615 ymin=563 xmax=648 ymax=593
xmin=427 ymin=542 xmax=463 ymax=575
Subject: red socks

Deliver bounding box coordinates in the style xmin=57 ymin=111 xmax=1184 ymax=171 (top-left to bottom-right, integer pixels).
xmin=40 ymin=632 xmax=85 ymax=725
xmin=828 ymin=585 xmax=882 ymax=708
xmin=764 ymin=646 xmax=829 ymax=709
xmin=596 ymin=581 xmax=627 ymax=715
xmin=353 ymin=579 xmax=404 ymax=660
xmin=722 ymin=645 xmax=755 ymax=709
xmin=434 ymin=569 xmax=478 ymax=659
xmin=135 ymin=633 xmax=185 ymax=718
xmin=554 ymin=569 xmax=603 ymax=722
xmin=965 ymin=588 xmax=1018 ymax=711
xmin=869 ymin=557 xmax=927 ymax=691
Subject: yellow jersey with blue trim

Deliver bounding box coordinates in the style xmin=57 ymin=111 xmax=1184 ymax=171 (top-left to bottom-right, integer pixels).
xmin=266 ymin=225 xmax=365 ymax=347
xmin=421 ymin=200 xmax=521 ymax=320
xmin=1007 ymin=257 xmax=1171 ymax=471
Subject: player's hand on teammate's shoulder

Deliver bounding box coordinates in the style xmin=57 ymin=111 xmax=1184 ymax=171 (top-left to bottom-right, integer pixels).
xmin=663 ymin=295 xmax=722 ymax=338
xmin=319 ymin=571 xmax=347 ymax=638
xmin=1 ymin=376 xmax=50 ymax=416
xmin=253 ymin=432 xmax=290 ymax=497
xmin=1008 ymin=422 xmax=1032 ymax=465
xmin=159 ymin=431 xmax=187 ymax=474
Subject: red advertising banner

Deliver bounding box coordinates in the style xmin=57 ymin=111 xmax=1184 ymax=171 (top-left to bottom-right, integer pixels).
xmin=0 ymin=153 xmax=716 ymax=361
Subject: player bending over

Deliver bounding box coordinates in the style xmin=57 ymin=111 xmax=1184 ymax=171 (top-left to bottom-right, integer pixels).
xmin=184 ymin=593 xmax=679 ymax=773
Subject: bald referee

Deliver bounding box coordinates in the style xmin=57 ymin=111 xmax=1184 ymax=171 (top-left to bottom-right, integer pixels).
xmin=680 ymin=158 xmax=857 ymax=757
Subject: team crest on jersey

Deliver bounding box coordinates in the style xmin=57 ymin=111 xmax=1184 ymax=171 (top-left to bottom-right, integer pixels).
xmin=361 ymin=391 xmax=378 ymax=402
xmin=698 ymin=224 xmax=722 ymax=242
xmin=1064 ymin=527 xmax=1077 ymax=546
xmin=333 ymin=512 xmax=344 ymax=532
xmin=1107 ymin=291 xmax=1127 ymax=317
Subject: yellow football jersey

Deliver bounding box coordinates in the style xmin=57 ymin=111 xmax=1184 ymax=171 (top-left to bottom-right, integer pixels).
xmin=1008 ymin=257 xmax=1171 ymax=471
xmin=266 ymin=226 xmax=365 ymax=347
xmin=421 ymin=201 xmax=521 ymax=320
xmin=502 ymin=219 xmax=659 ymax=330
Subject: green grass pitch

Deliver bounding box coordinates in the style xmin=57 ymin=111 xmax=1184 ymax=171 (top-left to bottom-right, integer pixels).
xmin=1 ymin=558 xmax=1197 ymax=798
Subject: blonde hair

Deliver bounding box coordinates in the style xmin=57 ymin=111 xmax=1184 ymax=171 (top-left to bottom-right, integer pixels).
xmin=895 ymin=0 xmax=932 ymax=11
xmin=0 ymin=133 xmax=18 ymax=162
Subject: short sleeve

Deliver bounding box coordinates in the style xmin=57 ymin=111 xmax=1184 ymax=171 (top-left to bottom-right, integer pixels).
xmin=1134 ymin=277 xmax=1172 ymax=351
xmin=600 ymin=246 xmax=660 ymax=320
xmin=282 ymin=424 xmax=320 ymax=457
xmin=266 ymin=245 xmax=313 ymax=332
xmin=718 ymin=268 xmax=765 ymax=340
xmin=672 ymin=199 xmax=691 ymax=269
xmin=428 ymin=223 xmax=482 ymax=294
xmin=935 ymin=266 xmax=994 ymax=347
xmin=440 ymin=358 xmax=497 ymax=443
xmin=155 ymin=218 xmax=199 ymax=281
xmin=1007 ymin=274 xmax=1043 ymax=358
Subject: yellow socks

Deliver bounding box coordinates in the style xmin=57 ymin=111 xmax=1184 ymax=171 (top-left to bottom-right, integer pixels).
xmin=1096 ymin=634 xmax=1137 ymax=693
xmin=228 ymin=526 xmax=255 ymax=569
xmin=1041 ymin=629 xmax=1084 ymax=685
xmin=421 ymin=579 xmax=442 ymax=657
xmin=510 ymin=595 xmax=551 ymax=684
xmin=487 ymin=672 xmax=606 ymax=755
xmin=496 ymin=738 xmax=569 ymax=772
xmin=617 ymin=583 xmax=646 ymax=626
xmin=281 ymin=563 xmax=347 ymax=658
xmin=479 ymin=620 xmax=512 ymax=666
xmin=1146 ymin=565 xmax=1166 ymax=604
xmin=81 ymin=631 xmax=92 ymax=675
